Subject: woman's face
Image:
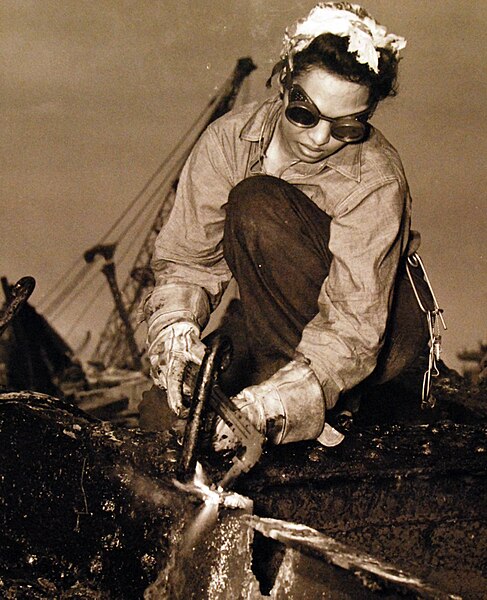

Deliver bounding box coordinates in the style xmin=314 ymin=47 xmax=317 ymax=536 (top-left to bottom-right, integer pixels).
xmin=279 ymin=67 xmax=370 ymax=163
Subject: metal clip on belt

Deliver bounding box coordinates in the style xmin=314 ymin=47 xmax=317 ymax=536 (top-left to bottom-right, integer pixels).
xmin=406 ymin=252 xmax=447 ymax=409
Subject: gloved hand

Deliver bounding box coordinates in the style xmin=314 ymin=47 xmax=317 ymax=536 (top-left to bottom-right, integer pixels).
xmin=213 ymin=360 xmax=326 ymax=451
xmin=213 ymin=386 xmax=274 ymax=452
xmin=147 ymin=320 xmax=206 ymax=417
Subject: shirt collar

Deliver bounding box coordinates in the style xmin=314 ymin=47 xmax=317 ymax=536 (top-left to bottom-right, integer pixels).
xmin=326 ymin=141 xmax=362 ymax=182
xmin=240 ymin=95 xmax=280 ymax=142
xmin=240 ymin=95 xmax=363 ymax=182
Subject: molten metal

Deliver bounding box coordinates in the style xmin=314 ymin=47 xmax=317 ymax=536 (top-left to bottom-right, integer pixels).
xmin=173 ymin=462 xmax=252 ymax=510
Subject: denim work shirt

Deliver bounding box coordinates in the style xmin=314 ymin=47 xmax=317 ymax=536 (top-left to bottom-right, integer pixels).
xmin=147 ymin=95 xmax=412 ymax=408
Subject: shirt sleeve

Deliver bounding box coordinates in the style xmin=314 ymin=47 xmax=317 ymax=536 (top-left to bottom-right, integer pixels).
xmin=143 ymin=125 xmax=235 ymax=327
xmin=296 ymin=178 xmax=410 ymax=408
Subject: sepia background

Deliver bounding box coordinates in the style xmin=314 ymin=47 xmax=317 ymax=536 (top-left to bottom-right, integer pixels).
xmin=1 ymin=0 xmax=486 ymax=372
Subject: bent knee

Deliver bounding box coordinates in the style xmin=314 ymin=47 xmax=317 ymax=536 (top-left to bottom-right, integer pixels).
xmin=227 ymin=175 xmax=295 ymax=230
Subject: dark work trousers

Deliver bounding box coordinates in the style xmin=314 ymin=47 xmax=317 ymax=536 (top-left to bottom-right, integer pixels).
xmin=221 ymin=174 xmax=430 ymax=400
xmin=139 ymin=175 xmax=430 ymax=431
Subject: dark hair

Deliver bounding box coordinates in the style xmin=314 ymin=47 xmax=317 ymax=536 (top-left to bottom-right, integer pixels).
xmin=290 ymin=33 xmax=399 ymax=104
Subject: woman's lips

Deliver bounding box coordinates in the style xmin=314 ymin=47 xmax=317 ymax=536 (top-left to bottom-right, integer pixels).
xmin=299 ymin=143 xmax=325 ymax=155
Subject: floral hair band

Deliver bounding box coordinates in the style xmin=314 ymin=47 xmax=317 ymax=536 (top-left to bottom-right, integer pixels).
xmin=282 ymin=2 xmax=407 ymax=74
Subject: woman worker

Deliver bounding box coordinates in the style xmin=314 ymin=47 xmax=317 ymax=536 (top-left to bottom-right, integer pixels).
xmin=141 ymin=3 xmax=432 ymax=449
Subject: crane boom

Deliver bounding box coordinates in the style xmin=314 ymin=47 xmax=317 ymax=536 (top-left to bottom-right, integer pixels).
xmin=92 ymin=58 xmax=257 ymax=369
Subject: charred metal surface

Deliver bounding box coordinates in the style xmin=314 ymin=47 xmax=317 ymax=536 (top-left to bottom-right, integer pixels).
xmin=233 ymin=422 xmax=486 ymax=596
xmin=0 ymin=370 xmax=486 ymax=598
xmin=246 ymin=515 xmax=462 ymax=599
xmin=145 ymin=509 xmax=259 ymax=599
xmin=229 ymin=375 xmax=487 ymax=598
xmin=0 ymin=392 xmax=189 ymax=598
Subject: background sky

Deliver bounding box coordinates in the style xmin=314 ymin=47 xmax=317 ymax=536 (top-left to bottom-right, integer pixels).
xmin=1 ymin=0 xmax=486 ymax=372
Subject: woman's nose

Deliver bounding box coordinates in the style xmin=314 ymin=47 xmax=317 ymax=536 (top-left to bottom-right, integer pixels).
xmin=309 ymin=120 xmax=331 ymax=146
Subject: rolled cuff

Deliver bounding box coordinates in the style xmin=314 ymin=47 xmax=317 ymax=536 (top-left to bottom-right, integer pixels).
xmin=293 ymin=351 xmax=342 ymax=410
xmin=143 ymin=283 xmax=210 ymax=331
xmin=267 ymin=360 xmax=326 ymax=444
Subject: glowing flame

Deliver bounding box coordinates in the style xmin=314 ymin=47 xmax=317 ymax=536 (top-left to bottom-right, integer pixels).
xmin=172 ymin=462 xmax=220 ymax=554
xmin=173 ymin=462 xmax=252 ymax=511
xmin=172 ymin=462 xmax=254 ymax=557
xmin=173 ymin=461 xmax=221 ymax=506
xmin=193 ymin=462 xmax=222 ymax=506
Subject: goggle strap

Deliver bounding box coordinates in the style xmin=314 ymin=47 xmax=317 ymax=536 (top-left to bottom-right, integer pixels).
xmin=266 ymin=59 xmax=288 ymax=89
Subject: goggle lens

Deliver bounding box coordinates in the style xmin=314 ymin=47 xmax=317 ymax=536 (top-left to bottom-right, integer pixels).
xmin=285 ymin=105 xmax=318 ymax=128
xmin=330 ymin=120 xmax=367 ymax=143
xmin=285 ymin=84 xmax=372 ymax=143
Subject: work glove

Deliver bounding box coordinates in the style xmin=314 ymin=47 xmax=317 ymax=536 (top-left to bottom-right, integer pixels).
xmin=147 ymin=320 xmax=206 ymax=417
xmin=213 ymin=360 xmax=327 ymax=451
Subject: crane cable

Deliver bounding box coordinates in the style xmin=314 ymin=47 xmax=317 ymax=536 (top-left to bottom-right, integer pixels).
xmin=41 ymin=262 xmax=93 ymax=318
xmin=48 ymin=80 xmax=232 ymax=332
xmin=64 ymin=279 xmax=106 ymax=338
xmin=51 ymin=143 xmax=197 ymax=325
xmin=63 ymin=174 xmax=181 ymax=339
xmin=36 ymin=89 xmax=221 ymax=314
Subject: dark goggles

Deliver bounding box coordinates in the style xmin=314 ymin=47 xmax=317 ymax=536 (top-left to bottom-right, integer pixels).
xmin=285 ymin=83 xmax=373 ymax=143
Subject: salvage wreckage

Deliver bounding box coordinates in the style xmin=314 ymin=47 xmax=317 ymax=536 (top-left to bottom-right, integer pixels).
xmin=1 ymin=286 xmax=486 ymax=598
xmin=1 ymin=59 xmax=486 ymax=598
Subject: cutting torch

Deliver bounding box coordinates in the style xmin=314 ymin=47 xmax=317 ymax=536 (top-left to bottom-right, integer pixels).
xmin=178 ymin=333 xmax=266 ymax=488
